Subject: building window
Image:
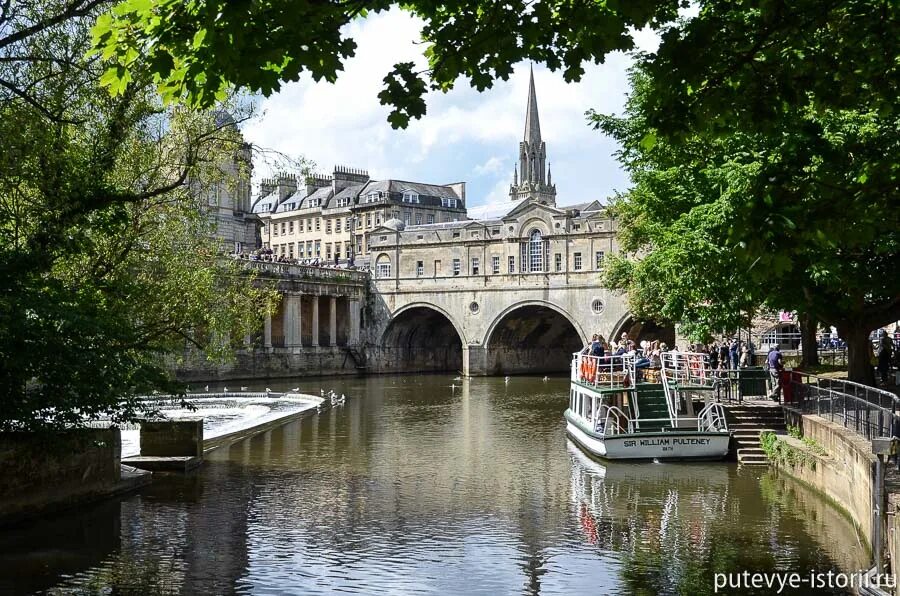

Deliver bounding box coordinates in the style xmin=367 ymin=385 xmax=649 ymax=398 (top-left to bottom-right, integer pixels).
xmin=403 ymin=211 xmax=411 ymax=225
xmin=273 ymin=223 xmax=279 ymax=236
xmin=315 ymin=219 xmax=320 ymax=231
xmin=280 ymin=222 xmax=286 ymax=235
xmin=415 ymin=213 xmax=423 ymax=225
xmin=402 ymin=191 xmax=420 ymax=203
xmin=365 ymin=191 xmax=382 ymax=203
xmin=375 ymin=212 xmax=382 ymax=225
xmin=306 ymin=241 xmax=313 ymax=257
xmin=492 ymin=228 xmax=500 ymax=235
xmin=441 ymin=197 xmax=458 ymax=208
xmin=366 ymin=214 xmax=372 ymax=228
xmin=528 ymin=229 xmax=544 ymax=273
xmin=574 ymin=252 xmax=582 ymax=270
xmin=379 ymin=235 xmax=387 ymax=242
xmin=471 ymin=231 xmax=479 ymax=238
xmin=453 ymin=258 xmax=461 ymax=276
xmin=595 ymin=251 xmax=605 ymax=270
xmin=326 ymin=220 xmax=332 ymax=234
xmin=336 ymin=219 xmax=342 ymax=233
xmin=434 ymin=260 xmax=442 ymax=276
xmin=288 ymin=243 xmax=294 ymax=258
xmin=326 ymin=243 xmax=332 ymax=259
xmin=306 ymin=219 xmax=312 ymax=231
xmin=427 ymin=214 xmax=435 ymax=224
xmin=508 ymin=256 xmax=515 ymax=273
xmin=315 ymin=240 xmax=321 ymax=257
xmin=492 ymin=256 xmax=500 ymax=274
xmin=471 ymin=257 xmax=480 ymax=275
xmin=376 ymin=254 xmax=391 ymax=278
xmin=555 ymin=253 xmax=562 ymax=272
xmin=452 ymin=232 xmax=460 ymax=238
xmin=416 ymin=261 xmax=424 ymax=277
xmin=592 ymin=298 xmax=605 ymax=314
xmin=288 ymin=221 xmax=294 ymax=234
xmin=573 ymin=224 xmax=581 ymax=231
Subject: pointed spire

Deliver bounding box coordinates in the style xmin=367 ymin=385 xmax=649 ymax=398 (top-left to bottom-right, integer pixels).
xmin=523 ymin=64 xmax=542 ymax=144
xmin=514 ymin=164 xmax=518 ymax=185
xmin=547 ymin=162 xmax=552 ymax=185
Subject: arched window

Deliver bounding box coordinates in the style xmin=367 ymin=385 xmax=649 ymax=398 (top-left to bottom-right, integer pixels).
xmin=375 ymin=254 xmax=392 ymax=279
xmin=528 ymin=229 xmax=544 ymax=272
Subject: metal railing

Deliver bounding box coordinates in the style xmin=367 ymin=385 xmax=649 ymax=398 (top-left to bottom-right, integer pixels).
xmin=599 ymin=406 xmax=633 ymax=436
xmin=788 ymin=372 xmax=900 ymax=441
xmin=571 ymin=353 xmax=632 ymax=389
xmin=239 ymin=259 xmax=369 ymax=283
xmin=697 ymin=403 xmax=729 ymax=432
xmin=713 ymin=368 xmax=771 ymax=403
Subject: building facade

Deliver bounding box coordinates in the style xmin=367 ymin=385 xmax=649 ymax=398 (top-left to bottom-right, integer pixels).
xmin=252 ymin=167 xmax=467 ymax=262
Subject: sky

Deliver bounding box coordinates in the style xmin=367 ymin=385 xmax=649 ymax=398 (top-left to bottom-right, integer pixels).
xmin=242 ymin=9 xmax=662 ymax=210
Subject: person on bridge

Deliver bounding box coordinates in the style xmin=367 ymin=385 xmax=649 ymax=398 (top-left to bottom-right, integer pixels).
xmin=876 ymin=330 xmax=893 ymax=385
xmin=766 ymin=346 xmax=784 ymax=402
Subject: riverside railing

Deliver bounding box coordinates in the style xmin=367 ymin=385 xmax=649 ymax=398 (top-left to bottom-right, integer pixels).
xmin=788 ymin=373 xmax=900 ymax=442
xmin=238 ymin=259 xmax=369 ymax=283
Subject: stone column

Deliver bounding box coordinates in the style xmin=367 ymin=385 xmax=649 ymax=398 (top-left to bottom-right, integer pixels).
xmin=264 ymin=312 xmax=272 ymax=349
xmin=329 ymin=296 xmax=337 ymax=347
xmin=462 ymin=345 xmax=488 ymax=377
xmin=349 ymin=299 xmax=361 ymax=346
xmin=311 ymin=296 xmax=320 ymax=347
xmin=283 ymin=293 xmax=303 ymax=349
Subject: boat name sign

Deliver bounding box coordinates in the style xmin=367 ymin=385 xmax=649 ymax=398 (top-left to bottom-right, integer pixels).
xmin=623 ymin=437 xmax=712 ymax=447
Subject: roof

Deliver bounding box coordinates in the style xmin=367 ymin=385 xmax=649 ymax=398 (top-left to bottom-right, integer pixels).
xmin=360 ymin=179 xmax=461 ymax=200
xmin=467 ymin=200 xmax=519 ymax=220
xmin=251 ymin=191 xmax=280 ymax=214
xmin=274 ymin=186 xmax=333 ymax=213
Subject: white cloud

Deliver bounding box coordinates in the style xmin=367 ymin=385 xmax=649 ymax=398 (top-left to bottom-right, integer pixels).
xmin=242 ymin=7 xmax=646 ymax=208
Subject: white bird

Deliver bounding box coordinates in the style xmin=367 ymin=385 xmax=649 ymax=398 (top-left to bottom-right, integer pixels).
xmin=266 ymin=387 xmax=273 ymax=393
xmin=224 ymin=387 xmax=229 ymax=392
xmin=450 ymin=383 xmax=456 ymax=391
xmin=504 ymin=376 xmax=510 ymax=384
xmin=291 ymin=387 xmax=300 ymax=392
xmin=453 ymin=376 xmax=462 ymax=381
xmin=204 ymin=385 xmax=209 ymax=392
xmin=240 ymin=386 xmax=249 ymax=391
xmin=320 ymin=389 xmax=325 ymax=397
xmin=542 ymin=376 xmax=549 ymax=382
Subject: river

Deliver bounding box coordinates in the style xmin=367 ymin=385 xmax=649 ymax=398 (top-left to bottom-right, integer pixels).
xmin=0 ymin=375 xmax=869 ymax=595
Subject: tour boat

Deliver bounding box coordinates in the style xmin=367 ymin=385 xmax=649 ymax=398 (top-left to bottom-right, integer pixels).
xmin=565 ymin=351 xmax=730 ymax=460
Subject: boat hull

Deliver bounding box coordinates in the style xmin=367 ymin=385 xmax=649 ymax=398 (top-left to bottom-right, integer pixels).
xmin=565 ymin=411 xmax=730 ymax=461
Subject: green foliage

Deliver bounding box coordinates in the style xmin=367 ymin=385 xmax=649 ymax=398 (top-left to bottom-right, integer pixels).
xmin=0 ymin=0 xmax=278 ymax=431
xmin=760 ymin=431 xmax=820 ymax=470
xmin=788 ymin=425 xmax=802 ymax=439
xmin=90 ymin=0 xmax=683 ymax=128
xmin=592 ymin=2 xmax=900 ymax=376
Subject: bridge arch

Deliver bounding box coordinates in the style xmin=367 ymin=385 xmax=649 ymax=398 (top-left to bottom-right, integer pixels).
xmin=610 ymin=313 xmax=676 ymax=348
xmin=377 ymin=303 xmax=466 ymax=373
xmin=481 ymin=300 xmax=586 ymax=375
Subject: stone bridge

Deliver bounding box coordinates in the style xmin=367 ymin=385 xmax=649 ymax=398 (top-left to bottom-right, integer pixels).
xmin=367 ymin=272 xmax=673 ymax=376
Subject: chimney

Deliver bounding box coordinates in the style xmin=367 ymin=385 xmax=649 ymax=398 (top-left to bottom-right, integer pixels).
xmin=275 ymin=172 xmax=297 ymax=200
xmin=259 ymin=177 xmax=277 ymax=198
xmin=446 ymin=182 xmax=466 ymax=206
xmin=332 ymin=165 xmax=370 ymax=194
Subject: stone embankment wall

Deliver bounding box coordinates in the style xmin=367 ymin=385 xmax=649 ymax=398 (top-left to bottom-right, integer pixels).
xmin=0 ymin=429 xmax=121 ymax=525
xmin=780 ymin=409 xmax=877 ymax=549
xmin=173 ymin=347 xmax=364 ymax=382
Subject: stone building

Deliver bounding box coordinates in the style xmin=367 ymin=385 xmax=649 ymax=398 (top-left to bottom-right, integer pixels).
xmin=252 ymin=167 xmax=467 ymax=261
xmin=200 ymin=111 xmax=259 ymax=253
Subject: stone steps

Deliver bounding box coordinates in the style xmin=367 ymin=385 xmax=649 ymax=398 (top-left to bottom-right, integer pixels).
xmin=737 ymin=447 xmax=770 ymax=465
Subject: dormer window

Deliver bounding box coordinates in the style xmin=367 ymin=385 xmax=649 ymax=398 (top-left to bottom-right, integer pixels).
xmin=336 ymin=197 xmax=351 ymax=207
xmin=441 ymin=197 xmax=458 ymax=208
xmin=402 ymin=191 xmax=420 ymax=204
xmin=365 ymin=191 xmax=383 ymax=203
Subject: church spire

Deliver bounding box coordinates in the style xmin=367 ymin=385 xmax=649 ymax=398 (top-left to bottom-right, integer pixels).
xmin=509 ymin=66 xmax=555 ymax=205
xmin=523 ymin=65 xmax=542 ymax=144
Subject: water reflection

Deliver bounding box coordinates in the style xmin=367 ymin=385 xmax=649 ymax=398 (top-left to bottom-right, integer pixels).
xmin=0 ymin=375 xmax=868 ymax=595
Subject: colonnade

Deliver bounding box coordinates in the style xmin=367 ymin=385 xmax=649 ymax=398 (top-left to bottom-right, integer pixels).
xmin=261 ymin=293 xmax=361 ymax=349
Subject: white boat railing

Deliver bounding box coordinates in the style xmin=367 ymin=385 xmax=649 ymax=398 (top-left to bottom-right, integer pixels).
xmin=697 ymin=403 xmax=729 ymax=432
xmin=599 ymin=406 xmax=634 ymax=437
xmin=661 ymin=352 xmax=717 ymax=388
xmin=571 ymin=352 xmax=632 ymax=389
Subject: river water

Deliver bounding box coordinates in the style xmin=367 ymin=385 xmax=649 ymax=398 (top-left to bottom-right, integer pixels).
xmin=0 ymin=375 xmax=868 ymax=595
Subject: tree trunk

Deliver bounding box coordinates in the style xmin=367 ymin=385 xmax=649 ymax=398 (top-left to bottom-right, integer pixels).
xmin=799 ymin=312 xmax=819 ymax=368
xmin=840 ymin=325 xmax=875 ymax=386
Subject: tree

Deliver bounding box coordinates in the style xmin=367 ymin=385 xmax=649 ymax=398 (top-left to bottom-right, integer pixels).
xmin=0 ymin=0 xmax=278 ymax=431
xmin=594 ymin=62 xmax=898 ymax=384
xmin=90 ymin=0 xmax=684 ymax=128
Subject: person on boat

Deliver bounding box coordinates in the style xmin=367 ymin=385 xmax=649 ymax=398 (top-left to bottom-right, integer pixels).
xmin=590 ymin=334 xmax=604 ymax=358
xmin=766 ymin=346 xmax=785 ymax=401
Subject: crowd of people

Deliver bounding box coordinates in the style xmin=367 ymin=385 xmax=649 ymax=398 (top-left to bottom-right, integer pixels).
xmin=583 ymin=334 xmax=755 ymax=370
xmin=228 ymin=250 xmax=371 ymax=273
